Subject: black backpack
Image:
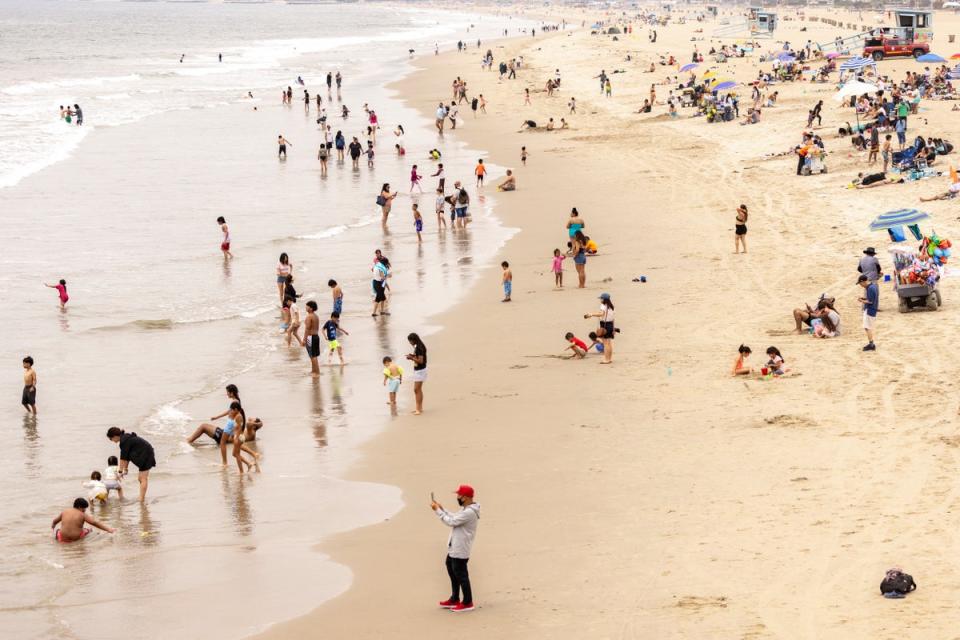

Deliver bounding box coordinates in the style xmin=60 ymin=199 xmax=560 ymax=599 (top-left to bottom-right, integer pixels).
xmin=880 ymin=569 xmax=917 ymax=595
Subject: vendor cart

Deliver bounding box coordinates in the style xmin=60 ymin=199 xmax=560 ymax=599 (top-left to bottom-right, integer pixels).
xmin=890 ymin=246 xmax=942 ymax=312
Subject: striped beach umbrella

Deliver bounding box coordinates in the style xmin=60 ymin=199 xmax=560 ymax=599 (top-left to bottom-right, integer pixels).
xmin=869 ymin=209 xmax=931 ymax=231
xmin=839 ymin=56 xmax=874 ymax=71
xmin=680 ymin=62 xmax=698 ymax=72
xmin=713 ymin=80 xmax=737 ymax=92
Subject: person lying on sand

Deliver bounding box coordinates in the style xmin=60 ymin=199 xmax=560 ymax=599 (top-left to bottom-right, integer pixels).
xmin=853 ymin=172 xmax=904 ymax=189
xmin=519 ymin=119 xmax=538 ymax=130
xmin=920 ymin=182 xmax=960 ymax=201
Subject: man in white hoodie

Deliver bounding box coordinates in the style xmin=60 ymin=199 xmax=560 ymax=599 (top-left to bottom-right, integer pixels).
xmin=432 ymin=484 xmax=481 ymax=612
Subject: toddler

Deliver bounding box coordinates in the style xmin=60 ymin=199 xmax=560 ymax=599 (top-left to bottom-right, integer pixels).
xmin=382 ymin=356 xmax=404 ymax=405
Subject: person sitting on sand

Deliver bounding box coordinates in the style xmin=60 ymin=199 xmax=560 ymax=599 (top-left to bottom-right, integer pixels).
xmin=546 ymin=118 xmax=555 ymax=130
xmin=732 ymin=344 xmax=752 ymax=376
xmin=765 ymin=347 xmax=786 ymax=376
xmin=812 ymin=304 xmax=841 ymax=338
xmin=51 ymin=498 xmax=115 ymax=543
xmin=638 ymin=99 xmax=652 ymax=113
xmin=740 ymin=107 xmax=760 ymax=125
xmin=793 ymin=296 xmax=835 ymax=333
xmin=560 ymin=118 xmax=569 ymax=129
xmin=497 ymin=170 xmax=516 ymax=192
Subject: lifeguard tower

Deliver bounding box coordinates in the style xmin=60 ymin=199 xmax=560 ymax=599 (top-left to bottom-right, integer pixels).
xmin=817 ymin=9 xmax=932 ymax=54
xmin=887 ymin=9 xmax=933 ymax=44
xmin=748 ymin=7 xmax=777 ymax=36
xmin=713 ymin=6 xmax=777 ymax=38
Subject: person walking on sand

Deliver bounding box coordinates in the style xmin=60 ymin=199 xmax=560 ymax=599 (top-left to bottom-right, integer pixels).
xmin=734 ymin=204 xmax=748 ymax=254
xmin=217 ymin=216 xmax=233 ymax=259
xmin=432 ymin=484 xmax=481 ymax=612
xmin=105 ymin=427 xmax=155 ymax=503
xmin=858 ymin=274 xmax=878 ymax=351
xmin=524 ymin=88 xmax=531 ymax=106
xmin=406 ymin=333 xmax=427 ymax=415
xmin=303 ymin=300 xmax=321 ymax=375
xmin=278 ymin=135 xmax=291 ymax=159
xmin=51 ymin=498 xmax=115 ymax=543
xmin=44 ymin=279 xmax=69 ymax=308
xmin=858 ymin=246 xmax=882 ymax=307
xmin=22 ymin=356 xmax=37 ymax=415
xmin=584 ymin=293 xmax=616 ymax=364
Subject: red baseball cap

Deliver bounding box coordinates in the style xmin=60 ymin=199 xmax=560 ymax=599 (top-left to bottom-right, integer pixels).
xmin=454 ymin=484 xmax=474 ymax=498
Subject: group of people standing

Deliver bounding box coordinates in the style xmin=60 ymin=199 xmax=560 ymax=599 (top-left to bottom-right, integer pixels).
xmin=59 ymin=104 xmax=83 ymax=125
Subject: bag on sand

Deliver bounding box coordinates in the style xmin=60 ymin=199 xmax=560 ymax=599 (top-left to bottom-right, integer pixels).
xmin=880 ymin=569 xmax=917 ymax=597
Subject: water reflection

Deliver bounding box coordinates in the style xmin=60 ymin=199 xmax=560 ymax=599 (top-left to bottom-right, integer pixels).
xmin=310 ymin=376 xmax=327 ymax=448
xmin=137 ymin=503 xmax=160 ymax=547
xmin=21 ymin=413 xmax=40 ymax=479
xmin=57 ymin=307 xmax=70 ymax=332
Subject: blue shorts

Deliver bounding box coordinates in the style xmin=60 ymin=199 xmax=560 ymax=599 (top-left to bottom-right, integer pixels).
xmin=504 ymin=281 xmax=512 ymax=296
xmin=455 ymin=207 xmax=467 ymax=218
xmin=415 ymin=219 xmax=423 ymax=232
xmin=333 ymin=298 xmax=342 ymax=315
xmin=387 ymin=378 xmax=401 ymax=393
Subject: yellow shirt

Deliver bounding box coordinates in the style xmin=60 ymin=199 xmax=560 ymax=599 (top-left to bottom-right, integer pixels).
xmin=585 ymin=239 xmax=598 ymax=252
xmin=383 ymin=366 xmax=404 ymax=379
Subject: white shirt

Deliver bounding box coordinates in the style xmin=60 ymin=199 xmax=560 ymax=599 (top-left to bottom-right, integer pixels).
xmin=435 ymin=107 xmax=446 ymax=119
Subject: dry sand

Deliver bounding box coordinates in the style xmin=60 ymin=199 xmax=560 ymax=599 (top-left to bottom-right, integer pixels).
xmin=258 ymin=7 xmax=960 ymax=638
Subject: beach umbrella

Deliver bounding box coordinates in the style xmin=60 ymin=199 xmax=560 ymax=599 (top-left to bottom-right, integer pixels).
xmin=713 ymin=80 xmax=737 ymax=92
xmin=703 ymin=70 xmax=716 ymax=79
xmin=916 ymin=53 xmax=946 ymax=63
xmin=776 ymin=51 xmax=795 ymax=61
xmin=833 ymin=80 xmax=879 ymax=101
xmin=951 ymin=53 xmax=960 ymax=59
xmin=680 ymin=62 xmax=698 ymax=72
xmin=869 ymin=209 xmax=931 ymax=231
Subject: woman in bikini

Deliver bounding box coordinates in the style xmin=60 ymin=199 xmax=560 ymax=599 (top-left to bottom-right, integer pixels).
xmin=734 ymin=204 xmax=748 ymax=254
xmin=570 ymin=230 xmax=588 ymax=289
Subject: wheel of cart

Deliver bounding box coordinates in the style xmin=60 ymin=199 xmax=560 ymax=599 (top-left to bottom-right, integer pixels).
xmin=895 ymin=281 xmax=941 ymax=312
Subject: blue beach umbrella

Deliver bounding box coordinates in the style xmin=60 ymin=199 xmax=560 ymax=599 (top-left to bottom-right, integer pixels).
xmin=712 ymin=80 xmax=737 ymax=92
xmin=916 ymin=53 xmax=946 ymax=63
xmin=869 ymin=208 xmax=931 ymax=231
xmin=776 ymin=51 xmax=795 ymax=61
xmin=680 ymin=62 xmax=698 ymax=72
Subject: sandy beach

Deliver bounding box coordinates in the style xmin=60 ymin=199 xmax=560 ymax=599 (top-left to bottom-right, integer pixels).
xmin=10 ymin=2 xmax=960 ymax=637
xmin=259 ymin=6 xmax=960 ymax=639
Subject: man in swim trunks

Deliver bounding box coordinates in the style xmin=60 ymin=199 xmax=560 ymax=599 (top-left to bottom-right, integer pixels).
xmin=304 ymin=300 xmax=321 ymax=376
xmin=22 ymin=356 xmax=37 ymax=415
xmin=51 ymin=498 xmax=115 ymax=543
xmin=329 ymin=279 xmax=343 ymax=315
xmin=278 ymin=135 xmax=292 ymax=158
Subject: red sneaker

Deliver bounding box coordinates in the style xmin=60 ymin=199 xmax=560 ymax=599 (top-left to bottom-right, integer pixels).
xmin=451 ymin=603 xmax=475 ymax=612
xmin=438 ymin=599 xmax=459 ymax=609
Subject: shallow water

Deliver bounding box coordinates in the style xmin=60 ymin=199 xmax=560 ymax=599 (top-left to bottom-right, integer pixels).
xmin=0 ymin=2 xmax=529 ymax=637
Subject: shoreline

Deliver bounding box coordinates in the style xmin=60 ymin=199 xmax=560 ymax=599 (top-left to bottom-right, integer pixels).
xmin=259 ymin=8 xmax=960 ymax=639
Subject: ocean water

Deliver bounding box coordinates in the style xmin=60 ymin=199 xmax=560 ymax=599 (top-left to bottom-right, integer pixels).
xmin=0 ymin=1 xmax=531 ymax=637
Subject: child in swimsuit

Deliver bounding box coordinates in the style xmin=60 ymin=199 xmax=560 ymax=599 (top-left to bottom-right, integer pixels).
xmin=552 ymin=249 xmax=565 ymax=288
xmin=45 ymin=279 xmax=69 ymax=308
xmin=382 ymin=356 xmax=404 ymax=405
xmin=413 ymin=204 xmax=423 ymax=242
xmin=765 ymin=346 xmax=785 ymax=376
xmin=732 ymin=344 xmax=752 ymax=375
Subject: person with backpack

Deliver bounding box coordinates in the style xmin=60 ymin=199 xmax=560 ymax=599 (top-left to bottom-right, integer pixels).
xmin=432 ymin=484 xmax=481 ymax=612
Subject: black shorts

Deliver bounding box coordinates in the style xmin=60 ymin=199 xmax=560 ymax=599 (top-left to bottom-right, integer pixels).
xmin=735 ymin=224 xmax=747 ymax=236
xmin=601 ymin=321 xmax=615 ymax=339
xmin=134 ymin=456 xmax=156 ymax=472
xmin=22 ymin=385 xmax=36 ymax=406
xmin=213 ymin=427 xmax=223 ymax=444
xmin=305 ymin=335 xmax=321 ymax=358
xmin=373 ymin=280 xmax=387 ymax=302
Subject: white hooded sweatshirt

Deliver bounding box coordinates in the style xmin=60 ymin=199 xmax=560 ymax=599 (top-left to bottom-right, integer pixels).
xmin=436 ymin=502 xmax=481 ymax=559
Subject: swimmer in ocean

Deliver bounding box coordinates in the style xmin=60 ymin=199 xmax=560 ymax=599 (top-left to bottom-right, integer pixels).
xmin=51 ymin=498 xmax=115 ymax=543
